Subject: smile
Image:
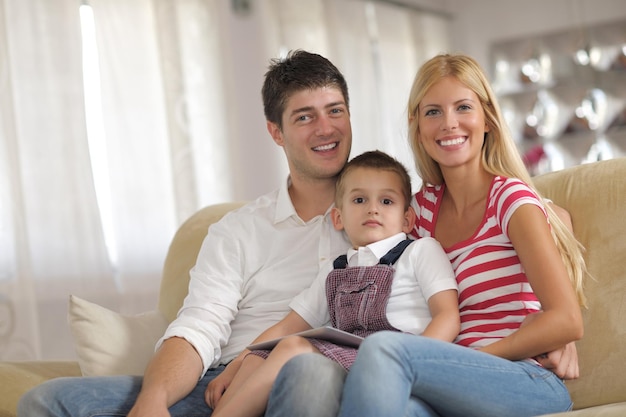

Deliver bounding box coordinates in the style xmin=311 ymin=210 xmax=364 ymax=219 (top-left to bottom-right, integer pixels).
xmin=437 ymin=137 xmax=467 ymax=147
xmin=313 ymin=142 xmax=338 ymax=152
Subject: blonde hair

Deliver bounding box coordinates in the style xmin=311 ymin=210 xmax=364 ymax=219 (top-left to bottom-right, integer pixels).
xmin=407 ymin=53 xmax=587 ymax=307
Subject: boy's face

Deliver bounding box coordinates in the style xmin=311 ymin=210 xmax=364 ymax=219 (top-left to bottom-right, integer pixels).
xmin=267 ymin=86 xmax=351 ymax=183
xmin=332 ymin=167 xmax=415 ymax=248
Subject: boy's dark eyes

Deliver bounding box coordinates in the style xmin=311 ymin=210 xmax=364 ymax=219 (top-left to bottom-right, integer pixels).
xmin=352 ymin=197 xmax=394 ymax=204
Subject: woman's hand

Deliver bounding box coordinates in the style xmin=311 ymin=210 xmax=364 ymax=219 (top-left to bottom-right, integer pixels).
xmin=534 ymin=342 xmax=579 ymax=380
xmin=522 ymin=312 xmax=580 ymax=380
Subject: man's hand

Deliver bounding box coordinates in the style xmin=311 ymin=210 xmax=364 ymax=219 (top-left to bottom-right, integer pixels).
xmin=534 ymin=342 xmax=579 ymax=380
xmin=205 ymin=359 xmax=242 ymax=409
xmin=127 ymin=396 xmax=170 ymax=417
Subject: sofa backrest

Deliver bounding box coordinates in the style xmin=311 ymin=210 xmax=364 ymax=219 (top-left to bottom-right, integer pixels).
xmin=158 ymin=202 xmax=246 ymax=322
xmin=533 ymin=157 xmax=626 ymax=409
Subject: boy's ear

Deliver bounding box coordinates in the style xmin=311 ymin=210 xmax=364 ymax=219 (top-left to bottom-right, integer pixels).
xmin=403 ymin=206 xmax=416 ymax=234
xmin=331 ymin=207 xmax=344 ymax=231
xmin=267 ymin=121 xmax=284 ymax=146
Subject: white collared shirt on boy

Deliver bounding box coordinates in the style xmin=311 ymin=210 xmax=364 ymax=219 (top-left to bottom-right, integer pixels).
xmin=290 ymin=232 xmax=457 ymax=336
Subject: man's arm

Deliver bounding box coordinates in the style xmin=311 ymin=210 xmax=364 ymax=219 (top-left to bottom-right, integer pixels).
xmin=129 ymin=210 xmax=248 ymax=416
xmin=128 ymin=337 xmax=203 ymax=417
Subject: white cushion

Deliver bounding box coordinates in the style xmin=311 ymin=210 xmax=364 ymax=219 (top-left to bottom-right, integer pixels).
xmin=68 ymin=294 xmax=168 ymax=376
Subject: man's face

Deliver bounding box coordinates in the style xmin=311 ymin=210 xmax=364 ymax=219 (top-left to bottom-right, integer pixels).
xmin=268 ymin=86 xmax=352 ymax=182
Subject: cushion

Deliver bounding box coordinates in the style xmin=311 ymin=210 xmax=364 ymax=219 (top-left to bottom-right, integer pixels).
xmin=68 ymin=295 xmax=168 ymax=376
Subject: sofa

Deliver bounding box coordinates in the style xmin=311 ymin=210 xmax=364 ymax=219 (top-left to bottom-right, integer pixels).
xmin=1 ymin=158 xmax=625 ymax=417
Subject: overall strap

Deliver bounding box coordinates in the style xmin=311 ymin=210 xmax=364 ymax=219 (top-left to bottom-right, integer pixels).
xmin=333 ymin=254 xmax=349 ymax=269
xmin=378 ymin=239 xmax=413 ymax=265
xmin=332 ymin=238 xmax=413 ymax=269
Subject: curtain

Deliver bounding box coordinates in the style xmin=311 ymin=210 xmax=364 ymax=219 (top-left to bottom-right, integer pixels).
xmin=0 ymin=0 xmax=233 ymax=360
xmin=0 ymin=0 xmax=449 ymax=360
xmin=0 ymin=0 xmax=110 ymax=360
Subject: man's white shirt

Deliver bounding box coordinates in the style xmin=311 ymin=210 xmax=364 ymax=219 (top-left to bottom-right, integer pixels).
xmin=158 ymin=178 xmax=351 ymax=375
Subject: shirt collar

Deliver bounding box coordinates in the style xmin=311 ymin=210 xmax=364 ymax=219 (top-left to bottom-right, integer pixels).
xmin=274 ymin=176 xmax=334 ymax=224
xmin=346 ymin=232 xmax=407 ymax=263
xmin=275 ymin=176 xmax=297 ymax=223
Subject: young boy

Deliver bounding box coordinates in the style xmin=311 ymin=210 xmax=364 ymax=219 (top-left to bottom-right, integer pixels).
xmin=212 ymin=150 xmax=460 ymax=417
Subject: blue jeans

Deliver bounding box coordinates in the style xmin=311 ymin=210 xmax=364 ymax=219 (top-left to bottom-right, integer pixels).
xmin=266 ymin=353 xmax=347 ymax=417
xmin=17 ymin=367 xmax=224 ymax=417
xmin=269 ymin=353 xmax=442 ymax=417
xmin=338 ymin=331 xmax=573 ymax=417
xmin=17 ymin=359 xmax=345 ymax=417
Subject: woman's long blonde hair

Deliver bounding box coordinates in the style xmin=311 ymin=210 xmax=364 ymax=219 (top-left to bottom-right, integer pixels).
xmin=408 ymin=53 xmax=587 ymax=307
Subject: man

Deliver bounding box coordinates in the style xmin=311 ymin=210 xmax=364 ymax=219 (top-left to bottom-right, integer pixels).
xmin=17 ymin=49 xmax=352 ymax=417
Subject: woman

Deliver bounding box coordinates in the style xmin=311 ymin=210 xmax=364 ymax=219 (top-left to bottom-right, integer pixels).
xmin=337 ymin=53 xmax=587 ymax=417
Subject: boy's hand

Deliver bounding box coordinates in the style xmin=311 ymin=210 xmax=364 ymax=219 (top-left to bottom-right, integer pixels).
xmin=205 ymin=358 xmax=242 ymax=409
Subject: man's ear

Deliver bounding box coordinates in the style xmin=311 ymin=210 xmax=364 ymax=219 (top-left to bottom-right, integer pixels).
xmin=331 ymin=207 xmax=344 ymax=231
xmin=267 ymin=121 xmax=284 ymax=146
xmin=402 ymin=206 xmax=416 ymax=234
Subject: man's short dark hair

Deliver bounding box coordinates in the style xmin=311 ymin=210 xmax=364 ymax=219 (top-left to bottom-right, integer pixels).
xmin=262 ymin=50 xmax=349 ymax=129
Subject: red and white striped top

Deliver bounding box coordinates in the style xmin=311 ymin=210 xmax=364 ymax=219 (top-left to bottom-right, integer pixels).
xmin=411 ymin=176 xmax=545 ymax=348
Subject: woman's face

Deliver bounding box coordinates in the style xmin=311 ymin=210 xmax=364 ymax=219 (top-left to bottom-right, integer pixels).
xmin=416 ymin=76 xmax=489 ymax=171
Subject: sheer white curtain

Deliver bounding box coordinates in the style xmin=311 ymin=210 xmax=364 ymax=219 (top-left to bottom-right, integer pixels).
xmin=0 ymin=0 xmax=110 ymax=360
xmin=0 ymin=0 xmax=232 ymax=360
xmin=0 ymin=0 xmax=449 ymax=361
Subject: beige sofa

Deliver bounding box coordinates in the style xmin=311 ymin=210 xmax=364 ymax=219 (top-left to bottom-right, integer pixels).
xmin=1 ymin=158 xmax=625 ymax=417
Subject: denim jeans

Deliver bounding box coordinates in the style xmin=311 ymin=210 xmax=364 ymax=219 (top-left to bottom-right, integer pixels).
xmin=17 ymin=366 xmax=225 ymax=417
xmin=338 ymin=331 xmax=573 ymax=417
xmin=265 ymin=353 xmax=348 ymax=417
xmin=17 ymin=360 xmax=348 ymax=417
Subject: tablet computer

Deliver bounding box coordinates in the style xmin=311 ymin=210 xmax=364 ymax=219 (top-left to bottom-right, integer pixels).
xmin=247 ymin=326 xmax=364 ymax=350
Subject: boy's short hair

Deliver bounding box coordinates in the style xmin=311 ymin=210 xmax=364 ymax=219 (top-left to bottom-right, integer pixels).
xmin=335 ymin=150 xmax=412 ymax=209
xmin=262 ymin=50 xmax=349 ymax=129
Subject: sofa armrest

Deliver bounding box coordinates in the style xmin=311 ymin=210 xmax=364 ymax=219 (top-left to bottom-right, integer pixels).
xmin=0 ymin=361 xmax=81 ymax=417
